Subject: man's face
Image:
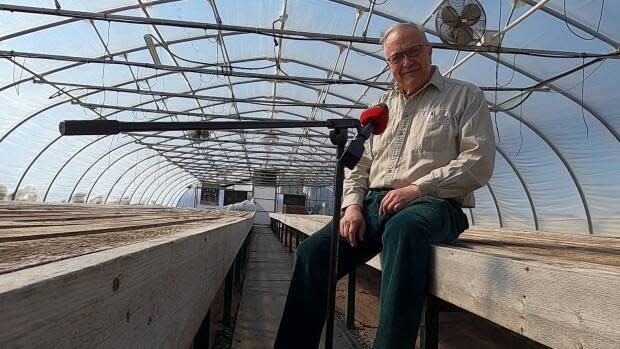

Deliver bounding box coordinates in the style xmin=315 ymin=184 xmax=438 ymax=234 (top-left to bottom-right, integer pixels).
xmin=383 ymin=27 xmax=433 ymax=95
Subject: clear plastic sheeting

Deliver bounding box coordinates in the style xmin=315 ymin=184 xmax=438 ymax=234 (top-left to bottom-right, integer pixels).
xmin=0 ymin=0 xmax=618 ymax=236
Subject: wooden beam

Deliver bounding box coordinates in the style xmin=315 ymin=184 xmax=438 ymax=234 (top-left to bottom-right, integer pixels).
xmin=0 ymin=210 xmax=253 ymax=347
xmin=430 ymin=245 xmax=619 ymax=349
xmin=270 ymin=213 xmax=620 ymax=348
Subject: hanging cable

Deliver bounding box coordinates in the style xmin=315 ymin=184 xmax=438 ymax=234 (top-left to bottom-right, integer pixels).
xmin=515 ymin=93 xmax=524 ymax=159
xmin=563 ymin=0 xmax=605 ymax=41
xmin=145 ymin=33 xmax=278 ymax=71
xmin=581 ymin=56 xmax=590 ymax=141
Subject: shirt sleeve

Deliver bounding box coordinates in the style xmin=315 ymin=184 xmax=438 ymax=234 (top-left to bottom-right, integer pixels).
xmin=341 ymin=136 xmax=373 ymax=209
xmin=412 ymin=88 xmax=496 ymax=198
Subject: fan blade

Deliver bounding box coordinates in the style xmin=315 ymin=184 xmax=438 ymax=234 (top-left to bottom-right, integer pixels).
xmin=441 ymin=5 xmax=459 ymax=27
xmin=451 ymin=26 xmax=474 ymax=45
xmin=462 ymin=3 xmax=482 ymax=25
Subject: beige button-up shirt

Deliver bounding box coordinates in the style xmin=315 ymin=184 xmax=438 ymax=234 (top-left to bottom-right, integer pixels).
xmin=342 ymin=66 xmax=495 ymax=209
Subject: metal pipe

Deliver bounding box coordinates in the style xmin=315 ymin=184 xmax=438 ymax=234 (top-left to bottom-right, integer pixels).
xmin=485 ymin=183 xmax=503 ymax=228
xmin=495 ymin=147 xmax=539 ymax=230
xmin=120 ymin=162 xmax=177 ymax=205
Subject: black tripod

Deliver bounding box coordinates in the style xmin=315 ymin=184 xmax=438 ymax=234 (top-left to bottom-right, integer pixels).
xmin=60 ymin=118 xmax=367 ymax=349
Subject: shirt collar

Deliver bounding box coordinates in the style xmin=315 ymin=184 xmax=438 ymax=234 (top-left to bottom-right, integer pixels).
xmin=394 ymin=65 xmax=444 ymax=97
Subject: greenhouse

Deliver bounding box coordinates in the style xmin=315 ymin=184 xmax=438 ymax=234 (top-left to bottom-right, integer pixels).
xmin=0 ymin=1 xmax=618 ymax=348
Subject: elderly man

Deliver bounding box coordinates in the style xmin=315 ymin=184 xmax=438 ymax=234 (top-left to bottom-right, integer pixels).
xmin=275 ymin=23 xmax=495 ymax=348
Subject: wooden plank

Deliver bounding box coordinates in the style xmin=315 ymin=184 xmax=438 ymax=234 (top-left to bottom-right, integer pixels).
xmin=271 ymin=213 xmax=620 ymax=349
xmin=430 ymin=246 xmax=620 ymax=349
xmin=0 ymin=214 xmax=254 ymax=348
xmin=269 ymin=214 xmax=620 ymax=270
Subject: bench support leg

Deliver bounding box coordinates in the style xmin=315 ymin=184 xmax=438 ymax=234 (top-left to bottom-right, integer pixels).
xmin=223 ymin=265 xmax=233 ymax=327
xmin=193 ymin=306 xmax=211 ymax=349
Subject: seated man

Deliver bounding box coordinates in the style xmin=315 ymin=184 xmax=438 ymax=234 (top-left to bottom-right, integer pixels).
xmin=275 ymin=22 xmax=495 ymax=349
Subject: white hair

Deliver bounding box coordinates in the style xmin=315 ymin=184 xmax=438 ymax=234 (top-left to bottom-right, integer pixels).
xmin=380 ymin=22 xmax=429 ymax=46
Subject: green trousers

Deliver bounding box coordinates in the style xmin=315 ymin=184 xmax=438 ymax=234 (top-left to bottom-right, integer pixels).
xmin=274 ymin=191 xmax=469 ymax=349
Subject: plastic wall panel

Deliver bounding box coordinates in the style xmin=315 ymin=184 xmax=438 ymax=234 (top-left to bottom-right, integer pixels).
xmin=546 ymin=0 xmax=620 ymax=40
xmin=471 ymin=185 xmax=500 ymax=227
xmin=520 ymin=92 xmax=619 ymax=235
xmin=488 ymin=151 xmax=536 ymax=230
xmin=495 ymin=113 xmax=588 ymax=234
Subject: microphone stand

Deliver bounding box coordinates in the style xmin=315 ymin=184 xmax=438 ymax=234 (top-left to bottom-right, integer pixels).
xmin=59 ymin=119 xmax=367 ymax=349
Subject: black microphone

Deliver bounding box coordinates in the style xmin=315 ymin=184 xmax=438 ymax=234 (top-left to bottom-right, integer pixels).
xmin=340 ymin=104 xmax=389 ymax=169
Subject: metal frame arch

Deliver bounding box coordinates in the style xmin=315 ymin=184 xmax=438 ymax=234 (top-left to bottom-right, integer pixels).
xmin=2 ymin=1 xmax=615 ymax=141
xmin=518 ymin=0 xmax=619 ymax=48
xmin=139 ymin=169 xmax=188 ymax=206
xmin=118 ymin=162 xmax=178 ymax=205
xmin=127 ymin=164 xmax=181 ymax=205
xmin=144 ymin=171 xmax=192 ymax=206
xmin=476 ymin=53 xmax=619 ymax=143
xmin=44 ymin=135 xmax=110 ymax=201
xmin=103 ymin=153 xmax=162 ymax=204
xmin=495 ymin=147 xmax=540 ymax=230
xmin=485 ymin=183 xmax=503 ymax=228
xmin=324 ymin=0 xmax=620 ymax=143
xmin=0 ymin=0 xmax=182 ymax=43
xmin=82 ymin=136 xmax=209 ymax=204
xmin=151 ymin=171 xmax=195 ymax=206
xmin=9 ymin=134 xmax=61 ymax=200
xmin=44 ymin=124 xmax=188 ymax=202
xmin=152 ymin=170 xmax=193 ymax=205
xmin=500 ymin=109 xmax=593 ymax=234
xmin=164 ymin=180 xmax=198 ymax=208
xmin=168 ymin=178 xmax=199 ymax=207
xmin=468 ymin=208 xmax=476 ymax=226
xmin=84 ymin=146 xmax=154 ymax=204
xmin=67 ymin=141 xmax=149 ymax=203
xmin=0 ymin=50 xmax=378 ymax=177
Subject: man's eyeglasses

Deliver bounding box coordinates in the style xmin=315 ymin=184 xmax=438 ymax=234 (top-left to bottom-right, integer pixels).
xmin=386 ymin=44 xmax=427 ymax=65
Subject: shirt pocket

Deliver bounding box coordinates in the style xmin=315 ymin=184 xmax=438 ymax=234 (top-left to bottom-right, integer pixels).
xmin=420 ymin=108 xmax=453 ymax=151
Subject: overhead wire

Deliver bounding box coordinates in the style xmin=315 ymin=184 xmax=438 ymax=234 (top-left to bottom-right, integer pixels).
xmin=563 ymin=0 xmax=605 ymax=41
xmin=145 ymin=33 xmax=278 ymax=71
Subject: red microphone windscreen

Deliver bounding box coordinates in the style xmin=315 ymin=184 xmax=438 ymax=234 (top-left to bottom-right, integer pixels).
xmin=360 ymin=103 xmax=389 ymax=135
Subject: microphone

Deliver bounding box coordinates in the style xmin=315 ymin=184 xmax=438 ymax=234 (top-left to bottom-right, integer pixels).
xmin=340 ymin=103 xmax=389 ymax=169
xmin=359 ymin=103 xmax=389 ymax=138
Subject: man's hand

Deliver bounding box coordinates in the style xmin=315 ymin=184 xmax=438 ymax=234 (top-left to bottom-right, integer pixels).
xmin=379 ymin=185 xmax=421 ymax=216
xmin=340 ymin=204 xmax=365 ymax=247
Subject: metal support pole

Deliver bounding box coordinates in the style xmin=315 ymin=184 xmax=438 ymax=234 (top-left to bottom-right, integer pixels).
xmin=234 ymin=253 xmax=242 ymax=285
xmin=346 ymin=270 xmax=357 ymax=329
xmin=280 ymin=222 xmax=284 ymax=243
xmin=284 ymin=225 xmax=288 ymax=249
xmin=324 ymin=127 xmax=347 ymax=349
xmin=288 ymin=227 xmax=293 ymax=253
xmin=295 ymin=229 xmax=300 ymax=248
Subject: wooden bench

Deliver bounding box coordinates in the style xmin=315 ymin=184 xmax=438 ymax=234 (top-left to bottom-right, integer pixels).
xmin=0 ymin=202 xmax=254 ymax=348
xmin=269 ymin=213 xmax=620 ymax=349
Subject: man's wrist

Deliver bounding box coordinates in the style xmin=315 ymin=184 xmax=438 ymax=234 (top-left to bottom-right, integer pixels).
xmin=343 ymin=204 xmax=362 ymax=215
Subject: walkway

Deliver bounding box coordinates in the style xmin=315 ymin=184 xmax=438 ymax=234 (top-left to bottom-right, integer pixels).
xmin=232 ymin=226 xmax=358 ymax=349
